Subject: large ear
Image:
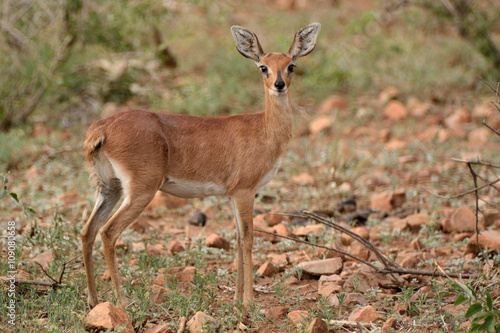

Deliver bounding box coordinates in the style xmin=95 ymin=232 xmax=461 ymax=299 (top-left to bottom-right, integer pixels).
xmin=231 ymin=26 xmax=265 ymax=63
xmin=288 ymin=23 xmax=321 ymax=60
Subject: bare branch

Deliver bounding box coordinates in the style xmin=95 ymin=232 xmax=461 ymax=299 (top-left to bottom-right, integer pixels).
xmin=452 ymin=158 xmax=500 ymax=169
xmin=423 ymin=177 xmax=500 ymax=199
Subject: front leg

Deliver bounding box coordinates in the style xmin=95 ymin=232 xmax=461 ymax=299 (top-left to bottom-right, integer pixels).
xmin=231 ymin=191 xmax=256 ymax=305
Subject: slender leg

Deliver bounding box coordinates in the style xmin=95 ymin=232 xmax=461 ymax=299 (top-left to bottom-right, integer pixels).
xmin=232 ymin=190 xmax=256 ymax=305
xmin=100 ymin=191 xmax=156 ymax=307
xmin=81 ymin=184 xmax=121 ymax=308
xmin=231 ymin=198 xmax=244 ymax=301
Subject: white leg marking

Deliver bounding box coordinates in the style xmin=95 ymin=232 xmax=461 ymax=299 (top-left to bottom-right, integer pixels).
xmin=107 ymin=157 xmax=131 ymax=206
xmin=231 ymin=198 xmax=242 ymax=237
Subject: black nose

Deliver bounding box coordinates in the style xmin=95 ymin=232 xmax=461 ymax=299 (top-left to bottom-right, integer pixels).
xmin=274 ymin=79 xmax=285 ymax=91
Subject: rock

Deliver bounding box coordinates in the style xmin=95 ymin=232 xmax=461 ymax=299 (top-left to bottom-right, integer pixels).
xmin=292 ymin=224 xmax=325 ymax=237
xmin=58 ymin=191 xmax=80 ymax=206
xmin=144 ymin=324 xmax=174 ymax=333
xmin=347 ymin=305 xmax=381 ymax=322
xmin=265 ymin=305 xmax=289 ymax=319
xmin=271 ymin=253 xmax=289 ymax=268
xmin=318 ymin=95 xmax=349 ymax=113
xmin=84 ymin=302 xmax=134 ymax=333
xmin=205 ymin=233 xmax=230 ymax=251
xmin=256 ymin=261 xmax=278 ymax=277
xmin=344 ymin=292 xmax=367 ymax=307
xmin=454 ymin=233 xmax=471 ymax=242
xmin=340 ymin=227 xmax=369 ymax=246
xmin=355 ymin=171 xmax=391 ymax=188
xmin=409 ymin=238 xmax=423 ymax=250
xmin=297 ymin=258 xmax=343 ymax=276
xmin=309 ymin=116 xmax=334 ymax=135
xmin=343 ymin=272 xmax=378 ymax=293
xmin=265 ymin=212 xmax=290 ymax=226
xmin=388 ymin=217 xmax=407 ymax=231
xmin=166 ymin=240 xmax=185 ymax=254
xmin=383 ymin=100 xmax=408 ymax=121
xmin=318 ymin=283 xmax=343 ymax=297
xmin=349 ymin=242 xmax=370 ymax=261
xmin=469 ymin=127 xmax=491 ymax=145
xmin=441 ymin=206 xmax=476 ymax=233
xmin=30 ymin=252 xmax=54 ymax=270
xmin=146 ymin=191 xmax=188 ymax=210
xmin=150 ymin=285 xmax=169 ymax=305
xmin=397 ymin=252 xmax=424 ymax=269
xmin=307 ymin=317 xmax=328 ymax=333
xmin=370 ymin=190 xmax=406 ymax=211
xmin=272 ymin=223 xmax=291 ymax=237
xmin=318 ymin=274 xmax=342 ymax=290
xmin=189 ymin=211 xmax=207 ymax=227
xmin=287 ymin=310 xmax=309 ymax=326
xmin=385 ymin=139 xmax=407 ymax=150
xmin=186 ymin=312 xmax=215 ymax=333
xmin=379 ymin=86 xmax=399 ymax=104
xmin=292 ymin=172 xmax=315 ymax=185
xmin=405 ymin=213 xmax=431 ymax=232
xmin=410 ymin=286 xmax=435 ymax=301
xmin=466 ymin=230 xmax=500 ymax=255
xmin=407 ymin=97 xmax=431 ymax=117
xmin=382 ymin=317 xmax=397 ymax=331
xmin=169 ymin=266 xmax=196 ymax=283
xmin=147 ymin=243 xmax=166 ymax=256
xmin=393 ymin=302 xmax=408 ymax=315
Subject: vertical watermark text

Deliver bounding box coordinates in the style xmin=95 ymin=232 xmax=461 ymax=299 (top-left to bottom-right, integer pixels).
xmin=6 ymin=220 xmax=17 ymax=326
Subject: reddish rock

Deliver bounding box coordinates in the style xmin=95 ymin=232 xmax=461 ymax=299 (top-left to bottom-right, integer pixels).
xmin=30 ymin=252 xmax=54 ymax=270
xmin=186 ymin=312 xmax=215 ymax=333
xmin=388 ymin=217 xmax=407 ymax=231
xmin=318 ymin=95 xmax=349 ymax=113
xmin=370 ymin=190 xmax=406 ymax=211
xmin=84 ymin=302 xmax=133 ymax=333
xmin=146 ymin=191 xmax=188 ymax=210
xmin=344 ymin=293 xmax=367 ymax=307
xmin=169 ymin=266 xmax=196 ymax=283
xmin=405 ymin=213 xmax=431 ymax=232
xmin=265 ymin=305 xmax=289 ymax=319
xmin=293 ymin=224 xmax=325 ymax=237
xmin=297 ymin=258 xmax=343 ymax=276
xmin=409 ymin=238 xmax=423 ymax=250
xmin=382 ymin=317 xmax=397 ymax=331
xmin=265 ymin=212 xmax=291 ymax=227
xmin=147 ymin=243 xmax=166 ymax=256
xmin=349 ymin=242 xmax=370 ymax=261
xmin=154 ymin=274 xmax=166 ymax=286
xmin=441 ymin=206 xmax=476 ymax=233
xmin=341 ymin=226 xmax=369 ymax=245
xmin=150 ymin=285 xmax=169 ymax=304
xmin=144 ymin=324 xmax=174 ymax=333
xmin=347 ymin=305 xmax=382 ymax=322
xmin=205 ymin=233 xmax=230 ymax=251
xmin=355 ymin=171 xmax=391 ymax=188
xmin=309 ymin=116 xmax=334 ymax=135
xmin=318 ymin=283 xmax=343 ymax=297
xmin=343 ymin=272 xmax=378 ymax=293
xmin=256 ymin=261 xmax=278 ymax=277
xmin=385 ymin=139 xmax=407 ymax=150
xmin=287 ymin=310 xmax=309 ymax=326
xmin=291 ymin=172 xmax=315 ymax=185
xmin=318 ymin=274 xmax=342 ymax=290
xmin=467 ymin=230 xmax=500 ymax=255
xmin=397 ymin=252 xmax=424 ymax=269
xmin=383 ymin=100 xmax=408 ymax=121
xmin=271 ymin=253 xmax=289 ymax=268
xmin=307 ymin=317 xmax=328 ymax=333
xmin=393 ymin=302 xmax=408 ymax=315
xmin=166 ymin=240 xmax=185 ymax=254
xmin=58 ymin=191 xmax=80 ymax=206
xmin=272 ymin=223 xmax=291 ymax=237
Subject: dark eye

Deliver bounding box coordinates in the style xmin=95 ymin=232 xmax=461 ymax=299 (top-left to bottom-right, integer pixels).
xmin=259 ymin=66 xmax=268 ymax=74
xmin=288 ymin=64 xmax=295 ymax=73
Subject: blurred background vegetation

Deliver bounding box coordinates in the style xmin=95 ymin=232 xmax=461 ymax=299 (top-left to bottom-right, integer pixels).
xmin=0 ymin=0 xmax=499 ymax=170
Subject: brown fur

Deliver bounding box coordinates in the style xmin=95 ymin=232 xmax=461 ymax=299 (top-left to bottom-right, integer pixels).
xmin=81 ymin=23 xmax=320 ymax=309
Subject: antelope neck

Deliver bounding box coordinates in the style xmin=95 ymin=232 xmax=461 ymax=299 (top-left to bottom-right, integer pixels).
xmin=264 ymin=89 xmax=293 ymax=137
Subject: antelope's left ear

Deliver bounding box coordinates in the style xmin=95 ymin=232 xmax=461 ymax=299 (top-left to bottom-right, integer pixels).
xmin=288 ymin=23 xmax=321 ymax=61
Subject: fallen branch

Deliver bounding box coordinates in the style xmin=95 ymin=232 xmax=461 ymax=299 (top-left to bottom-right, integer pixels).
xmin=257 ymin=212 xmax=474 ymax=279
xmin=423 ymin=177 xmax=500 ymax=200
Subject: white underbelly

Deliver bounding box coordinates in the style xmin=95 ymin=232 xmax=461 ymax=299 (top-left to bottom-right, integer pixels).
xmin=160 ymin=178 xmax=227 ymax=198
xmin=258 ymin=159 xmax=281 ymax=190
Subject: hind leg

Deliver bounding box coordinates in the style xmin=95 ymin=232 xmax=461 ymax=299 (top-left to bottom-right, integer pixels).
xmin=100 ymin=188 xmax=157 ymax=307
xmin=81 ymin=180 xmax=122 ymax=308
